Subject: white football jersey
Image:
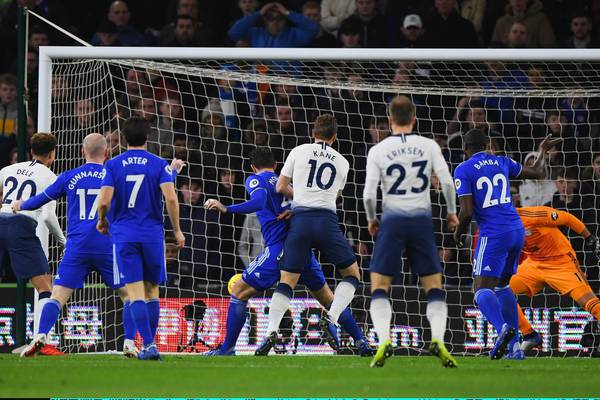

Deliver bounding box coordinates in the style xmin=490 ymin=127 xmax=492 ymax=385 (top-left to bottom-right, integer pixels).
xmin=0 ymin=160 xmax=57 ymax=221
xmin=364 ymin=134 xmax=452 ymax=216
xmin=281 ymin=142 xmax=349 ymax=211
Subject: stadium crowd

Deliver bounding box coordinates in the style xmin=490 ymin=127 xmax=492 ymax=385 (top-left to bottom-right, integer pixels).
xmin=1 ymin=0 xmax=600 ymax=291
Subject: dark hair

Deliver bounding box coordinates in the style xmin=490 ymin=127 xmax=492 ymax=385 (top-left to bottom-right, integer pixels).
xmin=463 ymin=128 xmax=489 ymax=151
xmin=30 ymin=132 xmax=57 ymax=156
xmin=29 ymin=24 xmax=49 ymax=37
xmin=176 ymin=14 xmax=194 ymax=23
xmin=122 ymin=116 xmax=150 ymax=146
xmin=313 ymin=113 xmax=337 ymax=140
xmin=389 ymin=95 xmax=416 ymax=126
xmin=559 ymin=166 xmax=580 ymax=180
xmin=0 ymin=73 xmax=17 ymax=87
xmin=570 ymin=10 xmax=591 ymax=22
xmin=250 ymin=147 xmax=276 ymax=169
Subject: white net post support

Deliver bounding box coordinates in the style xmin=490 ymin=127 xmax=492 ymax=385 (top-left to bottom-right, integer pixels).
xmin=37 ymin=47 xmax=600 ymax=355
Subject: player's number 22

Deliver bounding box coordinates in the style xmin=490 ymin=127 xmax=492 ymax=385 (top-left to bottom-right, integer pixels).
xmin=476 ymin=173 xmax=511 ymax=208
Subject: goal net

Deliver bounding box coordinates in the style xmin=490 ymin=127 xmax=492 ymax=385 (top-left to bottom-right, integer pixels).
xmin=38 ymin=48 xmax=600 ymax=356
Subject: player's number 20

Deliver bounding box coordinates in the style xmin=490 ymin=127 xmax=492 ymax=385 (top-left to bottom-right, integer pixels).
xmin=476 ymin=173 xmax=511 ymax=208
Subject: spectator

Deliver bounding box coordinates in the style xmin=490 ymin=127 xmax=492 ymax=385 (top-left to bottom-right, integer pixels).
xmin=94 ymin=20 xmax=121 ymax=46
xmin=228 ymin=2 xmax=319 ymax=47
xmin=339 ymin=0 xmax=391 ymax=48
xmin=491 ymin=0 xmax=556 ymax=48
xmin=460 ymin=0 xmax=486 ymax=43
xmin=423 ymin=0 xmax=479 ymax=48
xmin=321 ymin=0 xmax=356 ymax=34
xmin=91 ymin=1 xmax=145 ymax=46
xmin=303 ymin=1 xmax=338 ymax=47
xmin=337 ymin=16 xmax=362 ymax=47
xmin=160 ymin=1 xmax=216 ymax=47
xmin=562 ymin=13 xmax=600 ymax=48
xmin=560 ymin=96 xmax=590 ymax=138
xmin=504 ymin=21 xmax=529 ymax=48
xmin=545 ymin=167 xmax=595 ymax=224
xmin=367 ymin=116 xmax=390 ymax=144
xmin=237 ymin=213 xmax=264 ymax=267
xmin=28 ymin=25 xmax=49 ymax=49
xmin=237 ymin=0 xmax=259 ymax=17
xmin=165 ymin=234 xmax=194 ymax=290
xmin=519 ymin=151 xmax=556 ymax=206
xmin=118 ymin=68 xmax=152 ymax=107
xmin=104 ymin=129 xmax=125 ymax=157
xmin=0 ymin=74 xmax=17 ymax=138
xmin=397 ymin=14 xmax=427 ymax=48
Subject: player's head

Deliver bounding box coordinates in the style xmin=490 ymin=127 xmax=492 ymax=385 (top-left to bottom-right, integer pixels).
xmin=388 ymin=95 xmax=416 ymax=130
xmin=122 ymin=116 xmax=149 ymax=147
xmin=249 ymin=147 xmax=276 ymax=172
xmin=82 ymin=133 xmax=108 ymax=163
xmin=312 ymin=113 xmax=337 ymax=143
xmin=463 ymin=128 xmax=489 ymax=156
xmin=30 ymin=132 xmax=57 ymax=166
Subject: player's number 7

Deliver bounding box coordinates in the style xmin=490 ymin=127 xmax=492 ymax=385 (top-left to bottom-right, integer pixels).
xmin=126 ymin=174 xmax=145 ymax=208
xmin=76 ymin=188 xmax=101 ymax=220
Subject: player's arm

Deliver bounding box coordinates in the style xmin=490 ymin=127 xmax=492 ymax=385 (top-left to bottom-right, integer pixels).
xmin=517 ymin=135 xmax=561 ymax=179
xmin=363 ymin=149 xmax=380 ymax=237
xmin=205 ymin=186 xmax=267 ymax=215
xmin=551 ymin=208 xmax=600 ymax=256
xmin=276 ymin=148 xmax=296 ymax=199
xmin=12 ymin=173 xmax=66 ymax=213
xmin=161 ymin=181 xmax=185 ymax=248
xmin=97 ymin=164 xmax=115 ymax=235
xmin=432 ymin=143 xmax=458 ymax=229
xmin=41 ymin=201 xmax=66 ymax=247
xmin=453 ymin=166 xmax=472 ymax=247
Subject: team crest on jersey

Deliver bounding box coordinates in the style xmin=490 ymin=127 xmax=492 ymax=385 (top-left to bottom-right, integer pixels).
xmin=249 ymin=179 xmax=259 ymax=189
xmin=551 ymin=211 xmax=558 ymax=220
xmin=454 ymin=179 xmax=461 ymax=190
xmin=524 ymin=229 xmax=532 ymax=236
xmin=165 ymin=165 xmax=173 ymax=175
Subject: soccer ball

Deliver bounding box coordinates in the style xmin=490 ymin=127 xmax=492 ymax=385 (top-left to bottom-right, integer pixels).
xmin=228 ymin=273 xmax=242 ymax=294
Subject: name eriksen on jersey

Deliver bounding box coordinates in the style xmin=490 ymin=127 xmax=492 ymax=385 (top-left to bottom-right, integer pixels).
xmin=473 ymin=159 xmax=500 ymax=170
xmin=312 ymin=150 xmax=336 ymax=161
xmin=122 ymin=156 xmax=148 ymax=167
xmin=67 ymin=170 xmax=106 ymax=190
xmin=386 ymin=146 xmax=424 ymax=160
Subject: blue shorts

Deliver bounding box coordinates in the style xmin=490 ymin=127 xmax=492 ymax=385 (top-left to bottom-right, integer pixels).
xmin=0 ymin=214 xmax=48 ymax=280
xmin=473 ymin=227 xmax=525 ymax=279
xmin=114 ymin=242 xmax=166 ymax=285
xmin=371 ymin=214 xmax=441 ymax=277
xmin=242 ymin=241 xmax=326 ymax=291
xmin=282 ymin=209 xmax=356 ymax=273
xmin=55 ymin=249 xmax=123 ymax=289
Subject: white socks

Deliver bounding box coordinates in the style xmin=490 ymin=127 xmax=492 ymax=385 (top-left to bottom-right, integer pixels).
xmin=266 ymin=291 xmax=291 ymax=334
xmin=370 ymin=296 xmax=392 ymax=344
xmin=327 ymin=280 xmax=357 ymax=323
xmin=426 ymin=300 xmax=448 ymax=342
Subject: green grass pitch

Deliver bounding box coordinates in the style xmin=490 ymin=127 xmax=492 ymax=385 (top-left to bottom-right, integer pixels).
xmin=1 ymin=354 xmax=598 ymax=397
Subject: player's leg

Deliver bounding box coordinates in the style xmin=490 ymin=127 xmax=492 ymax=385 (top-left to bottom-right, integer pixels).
xmin=369 ymin=272 xmax=394 ymax=367
xmin=317 ymin=212 xmax=360 ymax=325
xmin=116 ymin=242 xmax=156 ymax=359
xmin=144 ymin=281 xmax=160 ymax=338
xmin=509 ymin=262 xmax=544 ymax=350
xmin=302 ymin=256 xmax=370 ymax=354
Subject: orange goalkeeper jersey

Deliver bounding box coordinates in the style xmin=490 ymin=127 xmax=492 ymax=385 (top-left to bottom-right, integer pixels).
xmin=517 ymin=206 xmax=586 ymax=261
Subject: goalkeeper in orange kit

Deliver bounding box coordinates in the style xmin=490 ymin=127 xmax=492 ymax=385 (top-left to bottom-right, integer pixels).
xmin=510 ymin=206 xmax=600 ymax=350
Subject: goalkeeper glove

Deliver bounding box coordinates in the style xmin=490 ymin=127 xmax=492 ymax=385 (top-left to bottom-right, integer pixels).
xmin=585 ymin=235 xmax=600 ymax=258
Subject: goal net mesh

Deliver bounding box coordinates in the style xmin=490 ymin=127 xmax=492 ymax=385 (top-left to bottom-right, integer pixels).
xmin=43 ymin=56 xmax=599 ymax=356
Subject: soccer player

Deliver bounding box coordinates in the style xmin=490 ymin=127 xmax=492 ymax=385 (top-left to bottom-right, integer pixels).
xmin=203 ymin=147 xmax=372 ymax=356
xmin=0 ymin=132 xmax=66 ymax=353
xmin=453 ymin=128 xmax=558 ymax=360
xmin=255 ymin=114 xmax=361 ymax=356
xmin=510 ymin=206 xmax=600 ymax=350
xmin=96 ymin=116 xmax=185 ymax=361
xmin=363 ymin=95 xmax=459 ymax=368
xmin=16 ymin=134 xmax=138 ymax=357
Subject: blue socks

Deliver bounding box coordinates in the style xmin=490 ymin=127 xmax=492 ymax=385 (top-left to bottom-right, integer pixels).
xmin=474 ymin=288 xmax=506 ymax=334
xmin=222 ymin=296 xmax=248 ymax=350
xmin=38 ymin=299 xmax=61 ymax=335
xmin=338 ymin=307 xmax=365 ymax=342
xmin=123 ymin=300 xmax=135 ymax=340
xmin=146 ymin=299 xmax=160 ymax=339
xmin=130 ymin=300 xmax=154 ymax=346
xmin=495 ymin=285 xmax=520 ymax=349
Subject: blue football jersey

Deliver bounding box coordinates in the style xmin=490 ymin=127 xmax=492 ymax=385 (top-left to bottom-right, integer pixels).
xmin=246 ymin=171 xmax=289 ymax=246
xmin=454 ymin=152 xmax=523 ymax=236
xmin=101 ymin=149 xmax=174 ymax=243
xmin=22 ymin=163 xmax=111 ymax=254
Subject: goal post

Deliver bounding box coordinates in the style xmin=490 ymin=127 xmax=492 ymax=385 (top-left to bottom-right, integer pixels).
xmin=35 ymin=46 xmax=600 ymax=355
